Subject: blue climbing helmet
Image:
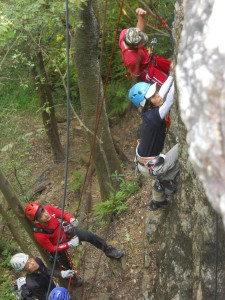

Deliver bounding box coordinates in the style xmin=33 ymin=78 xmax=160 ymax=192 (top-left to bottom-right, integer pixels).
xmin=48 ymin=287 xmax=70 ymax=300
xmin=128 ymin=82 xmax=157 ymax=107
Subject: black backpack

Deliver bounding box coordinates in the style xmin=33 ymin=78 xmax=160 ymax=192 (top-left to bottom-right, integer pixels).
xmin=20 ymin=284 xmax=36 ymax=300
xmin=14 ymin=277 xmax=36 ymax=300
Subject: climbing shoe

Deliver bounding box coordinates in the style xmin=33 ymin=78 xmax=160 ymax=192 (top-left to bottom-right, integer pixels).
xmin=153 ymin=179 xmax=164 ymax=192
xmin=73 ymin=275 xmax=83 ymax=287
xmin=104 ymin=246 xmax=124 ymax=259
xmin=149 ymin=199 xmax=169 ymax=211
xmin=160 ymin=180 xmax=177 ymax=195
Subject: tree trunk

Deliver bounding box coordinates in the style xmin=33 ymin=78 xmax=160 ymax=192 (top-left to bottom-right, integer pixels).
xmin=0 ymin=170 xmax=74 ymax=287
xmin=0 ymin=198 xmax=31 ymax=254
xmin=31 ymin=51 xmax=64 ymax=162
xmin=143 ymin=1 xmax=225 ymax=299
xmin=74 ymin=0 xmax=122 ymax=200
xmin=0 ymin=169 xmax=51 ymax=265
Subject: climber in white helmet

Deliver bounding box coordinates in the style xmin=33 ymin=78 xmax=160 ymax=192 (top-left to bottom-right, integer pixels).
xmin=10 ymin=253 xmax=76 ymax=300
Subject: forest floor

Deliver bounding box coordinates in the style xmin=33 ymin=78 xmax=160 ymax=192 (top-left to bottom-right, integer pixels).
xmin=0 ymin=107 xmax=157 ymax=300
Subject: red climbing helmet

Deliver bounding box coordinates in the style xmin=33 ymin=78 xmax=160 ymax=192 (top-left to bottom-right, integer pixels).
xmin=25 ymin=202 xmax=41 ymax=221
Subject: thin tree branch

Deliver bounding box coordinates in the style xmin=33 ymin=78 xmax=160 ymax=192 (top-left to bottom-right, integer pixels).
xmin=116 ymin=0 xmax=170 ymax=37
xmin=14 ymin=167 xmax=29 ymax=202
xmin=25 ymin=28 xmax=103 ymax=145
xmin=0 ymin=39 xmax=17 ymax=70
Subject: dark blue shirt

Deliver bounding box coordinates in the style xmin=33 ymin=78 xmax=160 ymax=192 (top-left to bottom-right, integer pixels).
xmin=138 ymin=108 xmax=166 ymax=157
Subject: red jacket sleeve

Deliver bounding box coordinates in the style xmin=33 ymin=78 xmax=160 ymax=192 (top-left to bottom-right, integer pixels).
xmin=34 ymin=232 xmax=69 ymax=252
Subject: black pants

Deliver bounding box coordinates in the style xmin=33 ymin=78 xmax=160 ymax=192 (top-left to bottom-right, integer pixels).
xmin=69 ymin=228 xmax=108 ymax=251
xmin=51 ymin=251 xmax=72 ymax=270
xmin=50 ymin=228 xmax=108 ymax=270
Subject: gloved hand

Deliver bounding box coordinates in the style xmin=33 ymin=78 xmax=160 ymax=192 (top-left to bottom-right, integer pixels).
xmin=70 ymin=218 xmax=79 ymax=227
xmin=154 ymin=154 xmax=165 ymax=168
xmin=61 ymin=270 xmax=75 ymax=278
xmin=68 ymin=236 xmax=79 ymax=248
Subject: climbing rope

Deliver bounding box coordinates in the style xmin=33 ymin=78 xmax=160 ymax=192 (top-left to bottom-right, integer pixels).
xmin=74 ymin=1 xmax=125 ymax=298
xmin=74 ymin=0 xmax=125 ymax=225
xmin=78 ymin=1 xmax=110 ymax=296
xmin=147 ymin=1 xmax=174 ymax=45
xmin=64 ymin=250 xmax=78 ymax=291
xmin=214 ymin=212 xmax=218 ymax=300
xmin=148 ymin=2 xmax=169 ymax=29
xmin=44 ymin=0 xmax=125 ymax=297
xmin=74 ymin=0 xmax=125 ymax=218
xmin=46 ymin=0 xmax=72 ymax=297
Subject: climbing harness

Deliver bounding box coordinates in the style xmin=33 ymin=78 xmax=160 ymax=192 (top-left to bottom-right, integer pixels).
xmin=62 ymin=221 xmax=73 ymax=233
xmin=149 ymin=37 xmax=157 ymax=65
xmin=32 ymin=221 xmax=71 ymax=235
xmin=135 ymin=141 xmax=158 ymax=176
xmin=33 ymin=227 xmax=54 ymax=234
xmin=150 ymin=37 xmax=157 ymax=51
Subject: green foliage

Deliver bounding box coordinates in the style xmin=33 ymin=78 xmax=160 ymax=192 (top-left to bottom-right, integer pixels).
xmin=0 ymin=0 xmax=81 ymax=114
xmin=0 ymin=107 xmax=39 ymax=196
xmin=0 ymin=0 xmax=175 ymax=121
xmin=0 ymin=11 xmax=14 ymax=44
xmin=94 ymin=177 xmax=139 ymax=220
xmin=0 ymin=108 xmax=24 ymax=147
xmin=106 ymin=80 xmax=131 ymax=118
xmin=0 ymin=273 xmax=15 ymax=300
xmin=110 ymin=170 xmax=125 ymax=182
xmin=69 ymin=170 xmax=83 ymax=193
xmin=0 ymin=80 xmax=38 ymax=111
xmin=0 ymin=246 xmax=17 ymax=300
xmin=0 ymin=248 xmax=15 ymax=268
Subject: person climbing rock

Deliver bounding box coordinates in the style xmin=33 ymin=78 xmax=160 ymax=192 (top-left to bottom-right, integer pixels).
xmin=10 ymin=253 xmax=75 ymax=300
xmin=119 ymin=7 xmax=171 ymax=85
xmin=25 ymin=203 xmax=124 ymax=270
xmin=48 ymin=287 xmax=71 ymax=300
xmin=128 ymin=74 xmax=179 ymax=210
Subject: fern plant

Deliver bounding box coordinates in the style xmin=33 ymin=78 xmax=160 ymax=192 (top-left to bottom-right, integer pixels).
xmin=69 ymin=170 xmax=83 ymax=193
xmin=94 ymin=178 xmax=139 ymax=220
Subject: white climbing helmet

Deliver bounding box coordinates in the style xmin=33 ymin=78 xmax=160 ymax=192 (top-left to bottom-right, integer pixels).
xmin=10 ymin=253 xmax=29 ymax=271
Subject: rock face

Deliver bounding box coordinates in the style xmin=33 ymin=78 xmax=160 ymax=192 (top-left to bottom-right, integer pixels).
xmin=177 ymin=0 xmax=225 ymax=221
xmin=145 ymin=0 xmax=225 ymax=299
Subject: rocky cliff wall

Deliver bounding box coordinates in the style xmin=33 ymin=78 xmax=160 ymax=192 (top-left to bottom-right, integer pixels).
xmin=145 ymin=1 xmax=225 ymax=299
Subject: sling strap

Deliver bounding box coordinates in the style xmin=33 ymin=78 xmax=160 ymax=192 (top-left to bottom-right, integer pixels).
xmin=33 ymin=227 xmax=54 ymax=234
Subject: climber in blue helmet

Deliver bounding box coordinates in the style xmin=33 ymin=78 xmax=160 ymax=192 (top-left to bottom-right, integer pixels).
xmin=48 ymin=287 xmax=71 ymax=300
xmin=129 ymin=72 xmax=179 ymax=210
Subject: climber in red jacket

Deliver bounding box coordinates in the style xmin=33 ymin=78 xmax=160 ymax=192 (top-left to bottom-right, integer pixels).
xmin=25 ymin=203 xmax=124 ymax=270
xmin=119 ymin=7 xmax=171 ymax=86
